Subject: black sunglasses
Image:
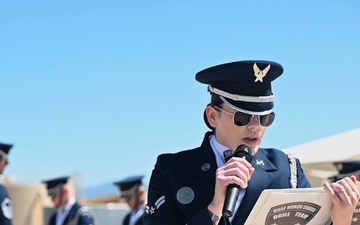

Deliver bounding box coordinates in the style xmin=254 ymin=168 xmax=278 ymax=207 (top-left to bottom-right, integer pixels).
xmin=213 ymin=105 xmax=275 ymax=127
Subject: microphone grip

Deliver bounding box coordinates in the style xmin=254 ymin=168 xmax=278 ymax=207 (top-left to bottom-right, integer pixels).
xmin=222 ymin=184 xmax=240 ymax=217
xmin=221 ymin=144 xmax=252 ymax=218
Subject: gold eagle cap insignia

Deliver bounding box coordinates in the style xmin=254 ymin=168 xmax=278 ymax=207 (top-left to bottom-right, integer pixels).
xmin=253 ymin=63 xmax=271 ymax=82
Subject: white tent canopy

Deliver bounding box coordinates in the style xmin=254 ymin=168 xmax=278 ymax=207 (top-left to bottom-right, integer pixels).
xmin=284 ymin=128 xmax=360 ymax=186
xmin=284 ymin=128 xmax=360 ymax=164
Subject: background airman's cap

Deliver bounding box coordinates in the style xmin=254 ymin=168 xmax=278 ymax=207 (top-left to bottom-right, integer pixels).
xmin=114 ymin=175 xmax=144 ymax=199
xmin=196 ymin=60 xmax=283 ymax=114
xmin=0 ymin=143 xmax=13 ymax=158
xmin=42 ymin=176 xmax=70 ymax=196
xmin=328 ymin=160 xmax=360 ymax=182
xmin=328 ymin=170 xmax=360 ymax=182
xmin=333 ymin=160 xmax=360 ymax=174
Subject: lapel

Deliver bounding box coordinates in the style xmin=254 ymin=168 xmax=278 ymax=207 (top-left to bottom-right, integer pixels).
xmin=171 ymin=131 xmax=218 ymax=218
xmin=63 ymin=203 xmax=79 ymax=225
xmin=187 ymin=132 xmax=218 ymax=207
xmin=134 ymin=212 xmax=146 ymax=225
xmin=231 ymin=149 xmax=277 ymax=225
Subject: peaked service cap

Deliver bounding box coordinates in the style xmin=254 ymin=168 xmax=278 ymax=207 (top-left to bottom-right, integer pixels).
xmin=42 ymin=176 xmax=70 ymax=196
xmin=114 ymin=175 xmax=144 ymax=199
xmin=196 ymin=60 xmax=283 ymax=114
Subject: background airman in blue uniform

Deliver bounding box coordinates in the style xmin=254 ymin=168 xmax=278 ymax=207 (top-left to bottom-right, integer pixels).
xmin=114 ymin=175 xmax=147 ymax=225
xmin=0 ymin=143 xmax=13 ymax=225
xmin=42 ymin=176 xmax=96 ymax=225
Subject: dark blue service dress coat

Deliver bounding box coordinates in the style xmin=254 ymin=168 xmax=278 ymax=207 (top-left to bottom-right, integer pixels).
xmin=122 ymin=211 xmax=145 ymax=225
xmin=0 ymin=185 xmax=12 ymax=225
xmin=144 ymin=132 xmax=311 ymax=225
xmin=48 ymin=202 xmax=95 ymax=225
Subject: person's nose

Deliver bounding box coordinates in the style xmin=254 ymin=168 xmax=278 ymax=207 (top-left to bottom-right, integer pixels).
xmin=247 ymin=115 xmax=261 ymax=129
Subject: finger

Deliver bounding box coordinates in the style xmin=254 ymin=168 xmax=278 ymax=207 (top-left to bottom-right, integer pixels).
xmin=227 ymin=157 xmax=253 ymax=167
xmin=336 ymin=177 xmax=357 ymax=195
xmin=324 ymin=183 xmax=346 ymax=209
xmin=324 ymin=182 xmax=336 ymax=196
xmin=223 ymin=167 xmax=251 ymax=183
xmin=342 ymin=177 xmax=360 ymax=203
xmin=332 ymin=179 xmax=358 ymax=205
xmin=224 ymin=161 xmax=253 ymax=179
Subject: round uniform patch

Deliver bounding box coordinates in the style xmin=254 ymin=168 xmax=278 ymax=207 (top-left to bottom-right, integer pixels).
xmin=201 ymin=163 xmax=210 ymax=171
xmin=176 ymin=187 xmax=195 ymax=205
xmin=1 ymin=197 xmax=12 ymax=219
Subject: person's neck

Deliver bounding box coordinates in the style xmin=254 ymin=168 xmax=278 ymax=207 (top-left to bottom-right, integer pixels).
xmin=58 ymin=196 xmax=75 ymax=210
xmin=135 ymin=202 xmax=146 ymax=211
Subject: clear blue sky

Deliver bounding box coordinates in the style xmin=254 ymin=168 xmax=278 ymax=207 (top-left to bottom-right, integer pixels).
xmin=1 ymin=1 xmax=360 ymax=189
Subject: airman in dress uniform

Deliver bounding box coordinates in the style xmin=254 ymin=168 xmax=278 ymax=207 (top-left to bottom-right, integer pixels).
xmin=114 ymin=175 xmax=147 ymax=225
xmin=42 ymin=176 xmax=96 ymax=225
xmin=143 ymin=60 xmax=360 ymax=225
xmin=0 ymin=143 xmax=13 ymax=225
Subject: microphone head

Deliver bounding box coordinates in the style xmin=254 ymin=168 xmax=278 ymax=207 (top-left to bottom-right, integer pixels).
xmin=233 ymin=145 xmax=252 ymax=162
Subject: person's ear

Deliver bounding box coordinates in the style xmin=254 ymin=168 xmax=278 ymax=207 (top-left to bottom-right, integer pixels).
xmin=206 ymin=105 xmax=217 ymax=128
xmin=138 ymin=186 xmax=145 ymax=194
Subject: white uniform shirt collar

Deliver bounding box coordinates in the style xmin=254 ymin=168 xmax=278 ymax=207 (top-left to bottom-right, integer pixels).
xmin=56 ymin=197 xmax=76 ymax=225
xmin=129 ymin=202 xmax=146 ymax=225
xmin=209 ymin=134 xmax=231 ymax=167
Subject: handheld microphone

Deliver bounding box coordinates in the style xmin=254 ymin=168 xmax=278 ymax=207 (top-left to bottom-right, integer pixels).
xmin=222 ymin=144 xmax=252 ymax=218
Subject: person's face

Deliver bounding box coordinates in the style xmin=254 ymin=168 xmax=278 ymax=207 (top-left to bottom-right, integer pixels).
xmin=51 ymin=188 xmax=65 ymax=208
xmin=0 ymin=156 xmax=9 ymax=175
xmin=206 ymin=104 xmax=267 ymax=154
xmin=125 ymin=191 xmax=139 ymax=210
